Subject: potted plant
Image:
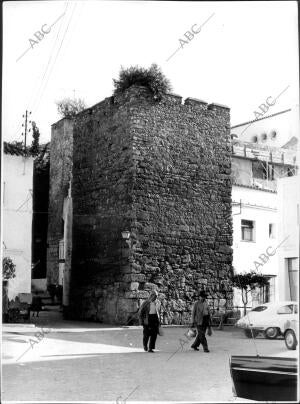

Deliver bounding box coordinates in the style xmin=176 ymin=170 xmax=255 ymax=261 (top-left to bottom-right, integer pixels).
xmin=2 ymin=257 xmax=16 ymax=323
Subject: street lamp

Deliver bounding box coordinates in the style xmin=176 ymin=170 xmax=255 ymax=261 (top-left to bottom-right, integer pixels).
xmin=121 ymin=230 xmax=130 ymax=241
xmin=121 ymin=230 xmax=131 ymax=250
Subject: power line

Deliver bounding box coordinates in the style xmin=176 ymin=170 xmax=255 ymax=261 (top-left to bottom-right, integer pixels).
xmin=8 ymin=3 xmax=70 ymax=143
xmin=9 ymin=1 xmax=79 ymax=143
xmin=33 ymin=1 xmax=77 ymax=114
xmin=29 ymin=3 xmax=70 ymax=110
xmin=29 ymin=1 xmax=71 ymax=112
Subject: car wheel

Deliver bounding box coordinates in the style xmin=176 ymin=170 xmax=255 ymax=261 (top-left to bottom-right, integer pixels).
xmin=244 ymin=329 xmax=259 ymax=338
xmin=285 ymin=330 xmax=297 ymax=350
xmin=264 ymin=327 xmax=279 ymax=339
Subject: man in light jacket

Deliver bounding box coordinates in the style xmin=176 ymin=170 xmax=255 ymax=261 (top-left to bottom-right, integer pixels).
xmin=138 ymin=290 xmax=161 ymax=352
xmin=191 ymin=290 xmax=212 ymax=352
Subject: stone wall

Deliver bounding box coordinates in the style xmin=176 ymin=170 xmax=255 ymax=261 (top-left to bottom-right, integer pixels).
xmin=32 ymin=144 xmax=50 ymax=279
xmin=70 ymin=94 xmax=136 ymax=322
xmin=46 ymin=119 xmax=73 ymax=284
xmin=70 ymin=85 xmax=233 ymax=324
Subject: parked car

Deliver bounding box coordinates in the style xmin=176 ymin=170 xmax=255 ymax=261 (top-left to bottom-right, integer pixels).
xmin=8 ymin=303 xmax=30 ymax=322
xmin=284 ymin=318 xmax=298 ymax=350
xmin=230 ymin=355 xmax=298 ymax=401
xmin=7 ymin=293 xmax=32 ymax=322
xmin=236 ymin=301 xmax=298 ymax=339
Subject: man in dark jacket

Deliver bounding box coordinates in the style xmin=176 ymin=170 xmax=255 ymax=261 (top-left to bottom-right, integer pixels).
xmin=2 ymin=282 xmax=9 ymax=323
xmin=30 ymin=295 xmax=42 ymax=317
xmin=191 ymin=290 xmax=212 ymax=352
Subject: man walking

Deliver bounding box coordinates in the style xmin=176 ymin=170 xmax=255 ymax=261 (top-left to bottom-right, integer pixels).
xmin=138 ymin=290 xmax=161 ymax=353
xmin=218 ymin=297 xmax=227 ymax=330
xmin=191 ymin=290 xmax=212 ymax=352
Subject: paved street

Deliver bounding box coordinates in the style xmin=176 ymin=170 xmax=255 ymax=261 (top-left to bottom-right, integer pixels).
xmin=2 ymin=320 xmax=297 ymax=403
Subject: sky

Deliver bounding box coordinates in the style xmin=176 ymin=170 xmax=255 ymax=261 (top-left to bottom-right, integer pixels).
xmin=2 ymin=0 xmax=299 ymax=145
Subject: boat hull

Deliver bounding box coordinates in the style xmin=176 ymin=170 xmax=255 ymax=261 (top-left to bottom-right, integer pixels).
xmin=230 ymin=355 xmax=298 ymax=401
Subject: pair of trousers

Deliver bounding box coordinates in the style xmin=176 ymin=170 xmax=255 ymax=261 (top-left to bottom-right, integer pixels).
xmin=143 ymin=314 xmax=159 ymax=350
xmin=191 ymin=324 xmax=209 ymax=350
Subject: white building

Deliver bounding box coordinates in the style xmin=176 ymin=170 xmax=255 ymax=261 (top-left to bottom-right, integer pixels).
xmin=231 ymin=106 xmax=299 ymax=148
xmin=231 ymin=138 xmax=298 ymax=310
xmin=2 ymin=145 xmax=34 ymax=300
xmin=232 ymin=185 xmax=278 ymax=306
xmin=277 ymin=172 xmax=299 ymax=302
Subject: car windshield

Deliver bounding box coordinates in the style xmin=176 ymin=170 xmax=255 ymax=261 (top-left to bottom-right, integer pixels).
xmin=251 ymin=306 xmax=268 ymax=312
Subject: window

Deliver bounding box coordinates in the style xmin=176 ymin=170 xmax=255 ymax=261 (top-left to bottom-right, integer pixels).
xmin=270 ymin=130 xmax=277 ymax=139
xmin=256 ymin=276 xmax=275 ymax=304
xmin=261 ymin=133 xmax=267 ymax=142
xmin=252 ymin=160 xmax=267 ymax=179
xmin=241 ymin=220 xmax=255 ymax=241
xmin=269 ymin=223 xmax=275 ymax=239
xmin=61 ymin=219 xmax=65 ymax=235
xmin=277 ymin=305 xmax=293 ymax=314
xmin=59 ymin=239 xmax=65 ymax=261
xmin=252 ymin=135 xmax=258 ymax=143
xmin=268 ymin=164 xmax=275 ymax=180
xmin=251 ymin=306 xmax=267 ymax=312
xmin=287 ymin=258 xmax=299 ymax=301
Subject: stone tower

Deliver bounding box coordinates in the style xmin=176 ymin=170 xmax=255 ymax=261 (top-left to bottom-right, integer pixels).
xmin=69 ymin=85 xmax=233 ymax=324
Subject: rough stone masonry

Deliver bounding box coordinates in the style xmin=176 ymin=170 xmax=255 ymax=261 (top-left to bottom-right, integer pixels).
xmin=70 ymin=85 xmax=233 ymax=324
xmin=47 ymin=118 xmax=73 ymax=284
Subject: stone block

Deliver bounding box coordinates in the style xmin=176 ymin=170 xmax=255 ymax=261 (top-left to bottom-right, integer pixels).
xmin=144 ymin=282 xmax=157 ymax=290
xmin=131 ymin=262 xmax=142 ymax=273
xmin=137 ymin=291 xmax=150 ymax=299
xmin=122 ymin=273 xmax=146 ymax=282
xmin=124 ymin=291 xmax=137 ymax=299
xmin=130 ymin=282 xmax=139 ymax=291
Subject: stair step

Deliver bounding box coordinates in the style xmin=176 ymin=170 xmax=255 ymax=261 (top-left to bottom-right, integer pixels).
xmin=41 ymin=297 xmax=53 ymax=302
xmin=42 ymin=305 xmax=61 ymax=312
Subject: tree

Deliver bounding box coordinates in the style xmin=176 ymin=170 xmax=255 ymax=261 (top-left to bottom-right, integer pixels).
xmin=3 ymin=257 xmax=16 ymax=280
xmin=113 ymin=63 xmax=172 ymax=101
xmin=56 ymin=97 xmax=86 ymax=118
xmin=231 ymin=271 xmax=269 ymax=315
xmin=30 ymin=121 xmax=40 ymax=156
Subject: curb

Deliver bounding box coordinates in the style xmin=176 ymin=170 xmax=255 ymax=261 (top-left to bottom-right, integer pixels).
xmin=2 ymin=323 xmax=236 ymax=332
xmin=2 ymin=323 xmax=36 ymax=328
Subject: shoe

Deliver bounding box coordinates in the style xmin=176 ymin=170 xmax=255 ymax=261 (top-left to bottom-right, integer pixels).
xmin=144 ymin=347 xmax=148 ymax=351
xmin=204 ymin=348 xmax=210 ymax=352
xmin=148 ymin=349 xmax=154 ymax=353
xmin=191 ymin=346 xmax=199 ymax=351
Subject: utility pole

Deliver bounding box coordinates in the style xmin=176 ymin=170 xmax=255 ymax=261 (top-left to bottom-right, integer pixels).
xmin=22 ymin=110 xmax=32 ymax=155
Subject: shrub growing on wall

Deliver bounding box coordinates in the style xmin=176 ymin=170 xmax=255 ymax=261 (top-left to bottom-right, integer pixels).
xmin=56 ymin=97 xmax=86 ymax=118
xmin=2 ymin=257 xmax=16 ymax=280
xmin=113 ymin=63 xmax=172 ymax=101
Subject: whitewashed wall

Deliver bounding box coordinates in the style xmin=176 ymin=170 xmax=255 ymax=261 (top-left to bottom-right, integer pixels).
xmin=277 ymin=175 xmax=300 ymax=301
xmin=2 ymin=155 xmax=34 ymax=300
xmin=232 ymin=185 xmax=278 ymax=308
xmin=231 ymin=106 xmax=299 ymax=148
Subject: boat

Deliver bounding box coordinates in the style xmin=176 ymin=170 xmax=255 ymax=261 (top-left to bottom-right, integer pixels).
xmin=229 ymin=355 xmax=298 ymax=401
